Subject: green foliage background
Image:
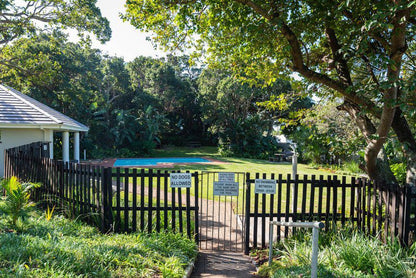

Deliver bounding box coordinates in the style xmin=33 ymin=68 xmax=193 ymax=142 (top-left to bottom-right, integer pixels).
xmin=0 ymin=32 xmax=311 ymax=159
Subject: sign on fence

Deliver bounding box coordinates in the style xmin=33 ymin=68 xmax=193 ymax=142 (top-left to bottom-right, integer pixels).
xmin=170 ymin=173 xmax=192 ymax=188
xmin=218 ymin=172 xmax=235 ymax=182
xmin=255 ymin=179 xmax=276 ymax=194
xmin=213 ymin=181 xmax=239 ymax=196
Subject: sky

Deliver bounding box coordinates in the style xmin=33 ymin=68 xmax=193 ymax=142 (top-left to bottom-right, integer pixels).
xmin=90 ymin=0 xmax=167 ymax=61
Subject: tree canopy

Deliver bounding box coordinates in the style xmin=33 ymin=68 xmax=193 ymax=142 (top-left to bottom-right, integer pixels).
xmin=124 ymin=0 xmax=416 ymax=185
xmin=0 ymin=0 xmax=111 ymax=45
xmin=0 ymin=31 xmax=309 ymax=159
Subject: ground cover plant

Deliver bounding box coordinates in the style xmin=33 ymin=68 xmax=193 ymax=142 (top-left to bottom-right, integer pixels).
xmin=256 ymin=229 xmax=416 ymax=278
xmin=0 ymin=208 xmax=197 ymax=278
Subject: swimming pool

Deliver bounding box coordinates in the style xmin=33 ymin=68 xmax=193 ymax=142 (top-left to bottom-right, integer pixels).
xmin=113 ymin=157 xmax=212 ymax=167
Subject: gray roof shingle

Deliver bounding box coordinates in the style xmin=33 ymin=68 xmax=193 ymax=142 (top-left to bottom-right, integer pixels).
xmin=0 ymin=84 xmax=88 ymax=131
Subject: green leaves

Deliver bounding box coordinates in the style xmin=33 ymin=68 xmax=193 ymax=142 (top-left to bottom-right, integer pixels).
xmin=0 ymin=0 xmax=111 ymax=45
xmin=123 ymin=0 xmax=416 ymax=183
xmin=0 ymin=177 xmax=40 ymax=229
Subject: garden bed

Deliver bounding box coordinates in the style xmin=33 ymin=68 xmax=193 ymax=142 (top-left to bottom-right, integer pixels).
xmin=0 ymin=210 xmax=197 ymax=277
xmin=254 ymin=229 xmax=416 ymax=278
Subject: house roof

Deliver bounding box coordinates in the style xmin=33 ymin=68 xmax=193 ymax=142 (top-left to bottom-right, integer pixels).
xmin=0 ymin=84 xmax=89 ymax=132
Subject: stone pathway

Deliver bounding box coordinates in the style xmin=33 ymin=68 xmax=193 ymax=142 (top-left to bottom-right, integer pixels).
xmin=191 ymin=251 xmax=256 ymax=278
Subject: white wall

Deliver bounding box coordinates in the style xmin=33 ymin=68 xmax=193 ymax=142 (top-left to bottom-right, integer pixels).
xmin=0 ymin=128 xmax=53 ymax=177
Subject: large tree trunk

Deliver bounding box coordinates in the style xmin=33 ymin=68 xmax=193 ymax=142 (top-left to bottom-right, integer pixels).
xmin=338 ymin=101 xmax=397 ymax=184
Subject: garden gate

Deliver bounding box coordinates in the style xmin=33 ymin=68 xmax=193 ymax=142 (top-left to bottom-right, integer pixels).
xmin=198 ymin=171 xmax=247 ymax=252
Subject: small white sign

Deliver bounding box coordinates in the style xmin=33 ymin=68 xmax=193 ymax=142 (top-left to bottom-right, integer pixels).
xmin=170 ymin=173 xmax=192 ymax=188
xmin=255 ymin=179 xmax=276 ymax=194
xmin=218 ymin=172 xmax=235 ymax=182
xmin=213 ymin=181 xmax=239 ymax=196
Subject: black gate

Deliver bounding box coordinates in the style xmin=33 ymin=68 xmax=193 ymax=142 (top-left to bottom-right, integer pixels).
xmin=198 ymin=171 xmax=247 ymax=252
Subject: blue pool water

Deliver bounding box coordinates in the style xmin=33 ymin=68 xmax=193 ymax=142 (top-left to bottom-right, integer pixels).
xmin=113 ymin=157 xmax=211 ymax=167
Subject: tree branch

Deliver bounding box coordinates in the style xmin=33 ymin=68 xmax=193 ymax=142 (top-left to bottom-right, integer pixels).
xmin=361 ymin=55 xmax=380 ymax=86
xmin=234 ymin=0 xmax=270 ymax=19
xmin=232 ymin=1 xmax=383 ymax=118
xmin=325 ymin=27 xmax=352 ymax=86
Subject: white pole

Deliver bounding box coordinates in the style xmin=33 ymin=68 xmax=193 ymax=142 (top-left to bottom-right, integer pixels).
xmin=84 ymin=149 xmax=86 ymax=160
xmin=291 ymin=144 xmax=298 ymax=214
xmin=311 ymin=227 xmax=319 ymax=278
xmin=292 ymin=153 xmax=297 ymax=177
xmin=268 ymin=221 xmax=324 ymax=278
xmin=268 ymin=222 xmax=274 ymax=265
xmin=74 ymin=132 xmax=80 ymax=162
xmin=62 ymin=131 xmax=69 ymax=163
xmin=48 ymin=130 xmax=54 ymax=159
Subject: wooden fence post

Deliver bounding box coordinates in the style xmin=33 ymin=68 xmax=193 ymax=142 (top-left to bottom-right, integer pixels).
xmin=402 ymin=185 xmax=412 ymax=246
xmin=101 ymin=167 xmax=113 ymax=233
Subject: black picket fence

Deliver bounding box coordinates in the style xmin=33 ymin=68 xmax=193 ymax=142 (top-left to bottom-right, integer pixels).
xmin=244 ymin=173 xmax=416 ymax=253
xmin=3 ymin=142 xmax=416 ymax=252
xmin=4 ymin=142 xmax=198 ymax=240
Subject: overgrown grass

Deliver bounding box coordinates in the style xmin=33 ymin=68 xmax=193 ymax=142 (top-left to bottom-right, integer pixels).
xmin=0 ymin=208 xmax=197 ymax=277
xmin=257 ymin=229 xmax=416 ymax=278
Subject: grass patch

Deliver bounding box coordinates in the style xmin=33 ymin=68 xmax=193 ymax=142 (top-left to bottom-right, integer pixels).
xmin=152 ymin=147 xmax=357 ymax=177
xmin=256 ymin=229 xmax=416 ymax=278
xmin=111 ymin=147 xmax=359 ymax=217
xmin=0 ymin=208 xmax=197 ymax=277
xmin=111 ymin=191 xmax=196 ymax=235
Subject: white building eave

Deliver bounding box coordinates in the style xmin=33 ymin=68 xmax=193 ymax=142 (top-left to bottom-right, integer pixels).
xmin=0 ymin=123 xmax=89 ymax=132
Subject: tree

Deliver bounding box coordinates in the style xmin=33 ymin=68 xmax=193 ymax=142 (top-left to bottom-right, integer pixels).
xmin=0 ymin=32 xmax=199 ymax=156
xmin=294 ymin=98 xmax=365 ymax=164
xmin=0 ymin=0 xmax=111 ymax=45
xmin=0 ymin=32 xmax=104 ymax=123
xmin=127 ymin=56 xmax=203 ymax=145
xmin=125 ymin=0 xmax=416 ymax=185
xmin=197 ymin=68 xmax=311 ymax=157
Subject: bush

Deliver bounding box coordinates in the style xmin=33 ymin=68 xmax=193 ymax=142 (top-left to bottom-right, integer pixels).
xmin=342 ymin=160 xmax=363 ymax=174
xmin=0 ymin=177 xmax=39 ymax=230
xmin=390 ymin=163 xmax=407 ymax=185
xmin=257 ymin=230 xmax=416 ymax=278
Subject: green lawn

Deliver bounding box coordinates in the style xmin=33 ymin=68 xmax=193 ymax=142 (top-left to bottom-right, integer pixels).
xmin=152 ymin=146 xmax=354 ymax=178
xmin=118 ymin=147 xmax=359 ymax=215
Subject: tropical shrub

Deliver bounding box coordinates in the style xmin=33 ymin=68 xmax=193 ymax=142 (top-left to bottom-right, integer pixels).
xmin=0 ymin=177 xmax=39 ymax=229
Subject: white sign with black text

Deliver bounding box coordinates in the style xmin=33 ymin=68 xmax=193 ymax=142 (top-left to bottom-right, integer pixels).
xmin=255 ymin=179 xmax=276 ymax=194
xmin=213 ymin=181 xmax=239 ymax=196
xmin=170 ymin=173 xmax=192 ymax=188
xmin=218 ymin=172 xmax=235 ymax=182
